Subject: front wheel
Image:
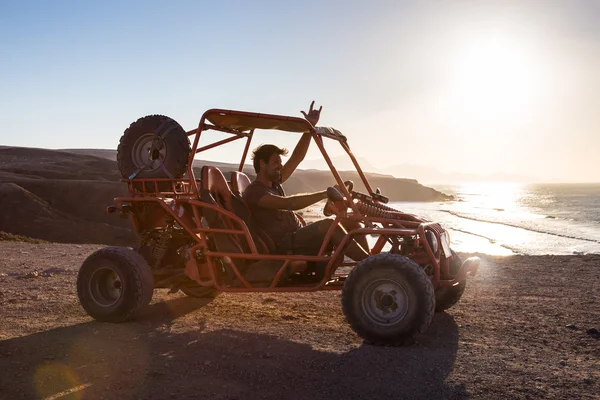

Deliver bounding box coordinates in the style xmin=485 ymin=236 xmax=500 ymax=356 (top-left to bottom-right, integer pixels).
xmin=77 ymin=247 xmax=154 ymax=322
xmin=342 ymin=254 xmax=435 ymax=346
xmin=435 ymin=250 xmax=466 ymax=312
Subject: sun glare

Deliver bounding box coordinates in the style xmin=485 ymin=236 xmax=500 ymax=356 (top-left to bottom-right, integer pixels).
xmin=446 ymin=34 xmax=541 ymax=122
xmin=459 ymin=182 xmax=525 ymax=212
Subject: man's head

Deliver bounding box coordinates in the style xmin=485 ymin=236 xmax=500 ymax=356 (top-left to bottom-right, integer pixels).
xmin=251 ymin=144 xmax=288 ymax=181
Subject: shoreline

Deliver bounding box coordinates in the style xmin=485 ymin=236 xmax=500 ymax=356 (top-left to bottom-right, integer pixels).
xmin=299 ymin=206 xmax=600 ymax=257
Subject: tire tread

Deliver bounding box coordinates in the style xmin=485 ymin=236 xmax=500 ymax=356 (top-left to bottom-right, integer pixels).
xmin=116 ymin=115 xmax=190 ymax=181
xmin=77 ymin=246 xmax=154 ymax=322
xmin=435 ymin=251 xmax=466 ymax=312
xmin=342 ymin=253 xmax=435 ymax=346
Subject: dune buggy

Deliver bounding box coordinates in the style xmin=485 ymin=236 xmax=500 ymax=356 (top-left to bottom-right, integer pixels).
xmin=77 ymin=107 xmax=480 ymax=345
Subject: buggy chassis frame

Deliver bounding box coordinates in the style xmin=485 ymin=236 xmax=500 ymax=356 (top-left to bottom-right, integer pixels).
xmin=112 ymin=109 xmax=478 ymax=292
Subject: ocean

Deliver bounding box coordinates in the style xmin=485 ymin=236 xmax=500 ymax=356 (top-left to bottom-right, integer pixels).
xmin=386 ymin=183 xmax=600 ymax=256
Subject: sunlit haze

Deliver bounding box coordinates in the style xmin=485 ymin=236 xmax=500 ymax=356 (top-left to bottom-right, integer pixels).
xmin=1 ymin=0 xmax=599 ymax=183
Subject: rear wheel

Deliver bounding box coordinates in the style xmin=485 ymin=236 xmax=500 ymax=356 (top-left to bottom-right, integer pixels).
xmin=435 ymin=250 xmax=466 ymax=312
xmin=342 ymin=253 xmax=435 ymax=346
xmin=77 ymin=247 xmax=154 ymax=322
xmin=179 ymin=282 xmax=220 ymax=299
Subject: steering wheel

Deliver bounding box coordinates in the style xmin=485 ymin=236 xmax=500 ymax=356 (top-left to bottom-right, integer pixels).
xmin=323 ymin=180 xmax=353 ymax=217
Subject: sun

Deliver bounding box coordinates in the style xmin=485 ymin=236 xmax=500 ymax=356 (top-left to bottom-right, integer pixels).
xmin=446 ymin=34 xmax=540 ymax=122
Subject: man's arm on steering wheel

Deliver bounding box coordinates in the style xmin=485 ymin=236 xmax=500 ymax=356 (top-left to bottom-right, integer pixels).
xmin=256 ymin=190 xmax=327 ymax=211
xmin=280 ymin=101 xmax=322 ymax=183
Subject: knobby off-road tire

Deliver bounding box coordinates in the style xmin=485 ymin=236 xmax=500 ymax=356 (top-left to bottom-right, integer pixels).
xmin=77 ymin=247 xmax=154 ymax=322
xmin=342 ymin=253 xmax=435 ymax=346
xmin=435 ymin=250 xmax=466 ymax=312
xmin=117 ymin=115 xmax=191 ymax=184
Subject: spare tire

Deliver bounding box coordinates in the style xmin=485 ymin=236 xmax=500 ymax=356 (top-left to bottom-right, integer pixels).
xmin=117 ymin=115 xmax=191 ymax=181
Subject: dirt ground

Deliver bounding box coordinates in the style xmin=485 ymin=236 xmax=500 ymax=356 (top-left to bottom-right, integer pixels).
xmin=0 ymin=242 xmax=598 ymax=400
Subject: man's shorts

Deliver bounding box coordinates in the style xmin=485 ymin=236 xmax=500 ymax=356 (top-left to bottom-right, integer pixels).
xmin=275 ymin=219 xmax=334 ymax=255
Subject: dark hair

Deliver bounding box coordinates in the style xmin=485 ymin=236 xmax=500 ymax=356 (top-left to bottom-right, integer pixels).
xmin=251 ymin=144 xmax=288 ymax=173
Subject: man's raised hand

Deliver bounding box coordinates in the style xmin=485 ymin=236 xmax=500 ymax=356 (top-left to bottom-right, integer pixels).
xmin=301 ymin=101 xmax=322 ymax=126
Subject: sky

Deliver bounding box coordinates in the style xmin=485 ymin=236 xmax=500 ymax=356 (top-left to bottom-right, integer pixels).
xmin=1 ymin=0 xmax=599 ymax=183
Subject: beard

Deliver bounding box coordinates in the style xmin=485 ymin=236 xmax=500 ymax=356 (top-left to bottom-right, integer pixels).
xmin=267 ymin=169 xmax=281 ymax=182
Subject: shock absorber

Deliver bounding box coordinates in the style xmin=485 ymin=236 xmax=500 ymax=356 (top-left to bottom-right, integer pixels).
xmin=374 ymin=201 xmax=400 ymax=213
xmin=355 ymin=200 xmax=396 ymax=219
xmin=152 ymin=224 xmax=173 ymax=269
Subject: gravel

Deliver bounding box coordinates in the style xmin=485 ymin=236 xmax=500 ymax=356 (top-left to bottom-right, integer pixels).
xmin=0 ymin=243 xmax=599 ymax=399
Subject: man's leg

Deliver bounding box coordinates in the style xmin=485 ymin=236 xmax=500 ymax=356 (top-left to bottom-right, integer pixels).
xmin=291 ymin=219 xmax=369 ymax=261
xmin=329 ymin=221 xmax=369 ymax=261
xmin=340 ymin=220 xmax=369 ymax=255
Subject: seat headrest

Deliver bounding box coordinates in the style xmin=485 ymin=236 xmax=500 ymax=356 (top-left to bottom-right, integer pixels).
xmin=201 ymin=166 xmax=233 ymax=211
xmin=231 ymin=171 xmax=252 ymax=194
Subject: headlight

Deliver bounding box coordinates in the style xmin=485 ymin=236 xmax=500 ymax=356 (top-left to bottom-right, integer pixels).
xmin=425 ymin=231 xmax=439 ymax=253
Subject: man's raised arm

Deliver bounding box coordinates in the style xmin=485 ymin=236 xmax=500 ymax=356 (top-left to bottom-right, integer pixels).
xmin=280 ymin=101 xmax=322 ymax=183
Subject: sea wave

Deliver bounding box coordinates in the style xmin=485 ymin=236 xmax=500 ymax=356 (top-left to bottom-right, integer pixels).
xmin=499 ymin=243 xmax=523 ymax=254
xmin=450 ymin=228 xmax=497 ymax=244
xmin=440 ymin=210 xmax=600 ymax=244
xmin=448 ymin=228 xmax=519 ymax=254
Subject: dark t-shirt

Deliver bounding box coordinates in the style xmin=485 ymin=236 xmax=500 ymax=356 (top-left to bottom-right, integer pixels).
xmin=243 ymin=180 xmax=302 ymax=246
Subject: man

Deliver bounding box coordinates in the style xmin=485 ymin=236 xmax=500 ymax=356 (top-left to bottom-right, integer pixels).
xmin=243 ymin=102 xmax=369 ymax=261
